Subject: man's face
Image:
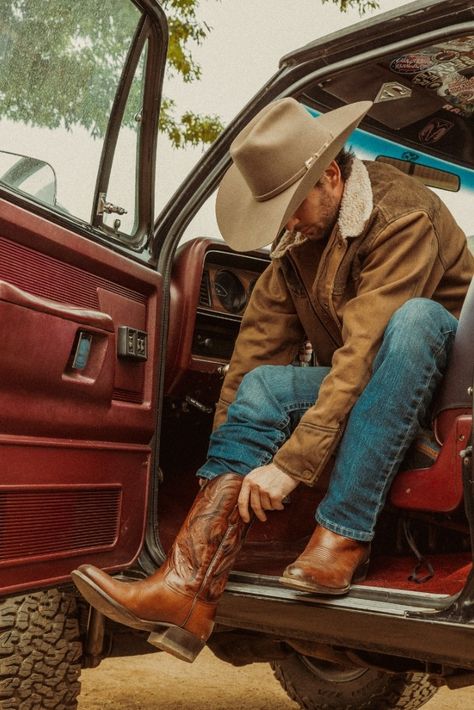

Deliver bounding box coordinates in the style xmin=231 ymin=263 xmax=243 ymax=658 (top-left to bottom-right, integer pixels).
xmin=285 ymin=162 xmax=344 ymax=241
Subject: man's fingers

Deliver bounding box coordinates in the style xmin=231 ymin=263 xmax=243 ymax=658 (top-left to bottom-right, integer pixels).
xmin=271 ymin=498 xmax=285 ymax=511
xmin=250 ymin=485 xmax=267 ymax=522
xmin=239 ymin=465 xmax=296 ymax=523
xmin=267 ymin=491 xmax=285 ymax=510
xmin=238 ymin=481 xmax=251 ymax=523
xmin=260 ymin=492 xmax=274 ymax=510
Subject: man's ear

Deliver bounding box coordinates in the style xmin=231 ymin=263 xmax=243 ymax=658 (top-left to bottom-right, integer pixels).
xmin=323 ymin=160 xmax=342 ymax=187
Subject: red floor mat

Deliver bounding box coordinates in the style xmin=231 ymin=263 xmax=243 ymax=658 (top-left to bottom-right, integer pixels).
xmin=361 ymin=553 xmax=471 ymax=595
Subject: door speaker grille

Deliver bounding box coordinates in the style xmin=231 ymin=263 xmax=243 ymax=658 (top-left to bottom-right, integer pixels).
xmin=0 ymin=487 xmax=121 ymax=562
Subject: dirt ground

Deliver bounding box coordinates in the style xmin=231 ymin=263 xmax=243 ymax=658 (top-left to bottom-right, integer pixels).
xmin=78 ymin=647 xmax=474 ymax=709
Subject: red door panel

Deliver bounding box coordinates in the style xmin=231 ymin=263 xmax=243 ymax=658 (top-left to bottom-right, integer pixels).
xmin=0 ymin=198 xmax=162 ymax=594
xmin=0 ymin=444 xmax=148 ymax=596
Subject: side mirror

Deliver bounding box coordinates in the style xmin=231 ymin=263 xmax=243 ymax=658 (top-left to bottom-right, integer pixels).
xmin=0 ymin=151 xmax=57 ymax=206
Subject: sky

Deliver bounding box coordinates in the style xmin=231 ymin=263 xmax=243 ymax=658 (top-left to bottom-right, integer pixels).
xmin=155 ymin=0 xmax=419 ymax=238
xmin=164 ymin=0 xmax=413 ymax=122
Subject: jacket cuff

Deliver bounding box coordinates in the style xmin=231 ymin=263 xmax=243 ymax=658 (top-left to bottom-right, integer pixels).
xmin=274 ymin=423 xmax=342 ymax=486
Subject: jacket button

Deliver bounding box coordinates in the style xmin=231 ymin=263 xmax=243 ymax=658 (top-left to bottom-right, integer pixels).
xmin=303 ymin=469 xmax=312 ymax=478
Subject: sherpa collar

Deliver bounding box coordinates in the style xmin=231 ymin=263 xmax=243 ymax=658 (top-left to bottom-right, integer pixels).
xmin=271 ymin=158 xmax=373 ymax=259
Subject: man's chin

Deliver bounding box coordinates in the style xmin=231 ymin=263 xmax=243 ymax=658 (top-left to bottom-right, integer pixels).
xmin=306 ymin=229 xmax=328 ymax=242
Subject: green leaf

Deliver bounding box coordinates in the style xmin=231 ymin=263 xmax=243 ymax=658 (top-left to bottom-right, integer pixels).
xmin=321 ymin=0 xmax=380 ymax=14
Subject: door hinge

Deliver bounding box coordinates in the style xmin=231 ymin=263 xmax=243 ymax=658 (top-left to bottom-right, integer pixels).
xmin=97 ymin=192 xmax=127 ymax=216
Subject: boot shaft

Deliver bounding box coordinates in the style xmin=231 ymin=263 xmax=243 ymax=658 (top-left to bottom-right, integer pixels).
xmin=164 ymin=474 xmax=247 ymax=599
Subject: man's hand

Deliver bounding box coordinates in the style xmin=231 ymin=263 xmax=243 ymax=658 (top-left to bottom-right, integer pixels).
xmin=238 ymin=463 xmax=299 ymax=523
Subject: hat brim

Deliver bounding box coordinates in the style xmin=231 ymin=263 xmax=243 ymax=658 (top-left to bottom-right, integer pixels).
xmin=216 ymin=101 xmax=372 ymax=252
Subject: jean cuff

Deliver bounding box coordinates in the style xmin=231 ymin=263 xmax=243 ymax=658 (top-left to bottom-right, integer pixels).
xmin=315 ymin=510 xmax=374 ymax=543
xmin=195 ymin=464 xmax=246 ymax=481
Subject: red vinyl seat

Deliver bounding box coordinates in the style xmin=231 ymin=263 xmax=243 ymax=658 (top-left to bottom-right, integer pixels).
xmin=390 ymin=277 xmax=474 ymax=512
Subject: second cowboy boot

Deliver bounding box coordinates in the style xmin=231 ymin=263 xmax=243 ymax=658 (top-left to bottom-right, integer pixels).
xmin=279 ymin=525 xmax=370 ymax=595
xmin=71 ymin=474 xmax=248 ymax=663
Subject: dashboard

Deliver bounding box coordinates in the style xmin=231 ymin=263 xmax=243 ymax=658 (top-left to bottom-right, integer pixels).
xmin=165 ymin=239 xmax=269 ymax=404
xmin=194 ymin=249 xmax=268 ymax=361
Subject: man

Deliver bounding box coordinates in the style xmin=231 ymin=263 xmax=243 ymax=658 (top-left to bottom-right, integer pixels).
xmin=72 ymin=98 xmax=473 ymax=662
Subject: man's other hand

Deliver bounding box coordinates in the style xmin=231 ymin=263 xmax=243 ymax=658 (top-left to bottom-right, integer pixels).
xmin=238 ymin=463 xmax=298 ymax=523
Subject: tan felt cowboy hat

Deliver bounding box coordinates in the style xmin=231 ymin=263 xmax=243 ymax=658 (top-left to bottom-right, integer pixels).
xmin=216 ymin=98 xmax=373 ymax=252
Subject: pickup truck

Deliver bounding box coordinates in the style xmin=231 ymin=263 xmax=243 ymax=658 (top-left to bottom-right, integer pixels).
xmin=0 ymin=1 xmax=473 ymax=708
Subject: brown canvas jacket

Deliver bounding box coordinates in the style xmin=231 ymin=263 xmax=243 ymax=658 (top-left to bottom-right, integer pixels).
xmin=213 ymin=159 xmax=474 ymax=486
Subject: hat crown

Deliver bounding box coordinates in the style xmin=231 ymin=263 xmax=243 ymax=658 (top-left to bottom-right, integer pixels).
xmin=230 ymin=99 xmax=333 ymax=201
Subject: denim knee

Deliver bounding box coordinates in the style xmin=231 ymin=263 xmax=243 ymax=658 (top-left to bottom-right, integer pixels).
xmin=233 ymin=364 xmax=323 ymax=434
xmin=231 ymin=365 xmax=287 ymax=425
xmin=389 ymin=298 xmax=455 ymax=331
xmin=237 ymin=365 xmax=275 ymax=405
xmin=383 ymin=298 xmax=456 ymax=354
xmin=237 ymin=365 xmax=291 ymax=403
xmin=197 ymin=365 xmax=295 ymax=480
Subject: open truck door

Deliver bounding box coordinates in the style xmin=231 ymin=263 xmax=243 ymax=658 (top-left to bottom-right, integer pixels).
xmin=0 ymin=0 xmax=167 ymax=596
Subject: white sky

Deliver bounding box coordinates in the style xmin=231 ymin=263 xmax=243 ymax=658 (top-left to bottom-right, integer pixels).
xmin=167 ymin=0 xmax=410 ymax=121
xmin=156 ymin=0 xmax=423 ymax=239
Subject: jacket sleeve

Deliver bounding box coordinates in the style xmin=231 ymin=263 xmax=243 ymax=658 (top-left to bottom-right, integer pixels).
xmin=274 ymin=210 xmax=444 ymax=485
xmin=213 ymin=260 xmax=305 ymax=429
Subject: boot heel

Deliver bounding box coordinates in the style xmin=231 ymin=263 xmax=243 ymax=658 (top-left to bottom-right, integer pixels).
xmin=353 ymin=557 xmax=370 ymax=584
xmin=148 ymin=625 xmax=205 ymax=663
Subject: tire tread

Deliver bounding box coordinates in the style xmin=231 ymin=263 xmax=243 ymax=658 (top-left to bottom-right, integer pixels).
xmin=0 ymin=589 xmax=82 ymax=709
xmin=271 ymin=656 xmax=439 ymax=710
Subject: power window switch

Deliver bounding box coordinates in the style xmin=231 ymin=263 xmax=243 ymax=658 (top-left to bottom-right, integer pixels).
xmin=117 ymin=326 xmax=148 ymax=361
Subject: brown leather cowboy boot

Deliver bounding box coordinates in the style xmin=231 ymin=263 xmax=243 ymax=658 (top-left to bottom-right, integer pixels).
xmin=71 ymin=474 xmax=248 ymax=663
xmin=279 ymin=525 xmax=370 ymax=595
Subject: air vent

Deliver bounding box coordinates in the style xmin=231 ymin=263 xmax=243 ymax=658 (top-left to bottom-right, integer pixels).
xmin=199 ymin=270 xmax=211 ymax=307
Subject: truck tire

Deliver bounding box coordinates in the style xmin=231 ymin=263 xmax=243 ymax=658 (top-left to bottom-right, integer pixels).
xmin=0 ymin=588 xmax=82 ymax=709
xmin=271 ymin=654 xmax=439 ymax=709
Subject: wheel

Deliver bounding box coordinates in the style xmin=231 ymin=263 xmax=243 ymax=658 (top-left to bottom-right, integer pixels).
xmin=271 ymin=654 xmax=439 ymax=710
xmin=0 ymin=588 xmax=83 ymax=709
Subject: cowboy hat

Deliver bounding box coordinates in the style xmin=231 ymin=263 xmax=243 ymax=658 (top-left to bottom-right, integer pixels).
xmin=215 ymin=98 xmax=373 ymax=252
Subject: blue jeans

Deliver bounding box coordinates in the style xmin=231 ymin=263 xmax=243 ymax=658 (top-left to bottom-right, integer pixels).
xmin=197 ymin=299 xmax=457 ymax=541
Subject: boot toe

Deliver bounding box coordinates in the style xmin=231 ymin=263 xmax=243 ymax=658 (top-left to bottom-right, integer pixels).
xmin=280 ymin=567 xmax=349 ymax=595
xmin=282 ymin=563 xmax=306 ymax=580
xmin=71 ymin=567 xmax=148 ymax=629
xmin=280 ymin=526 xmax=371 ymax=595
xmin=281 ymin=563 xmax=339 ymax=590
xmin=76 ymin=563 xmax=110 ymax=586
